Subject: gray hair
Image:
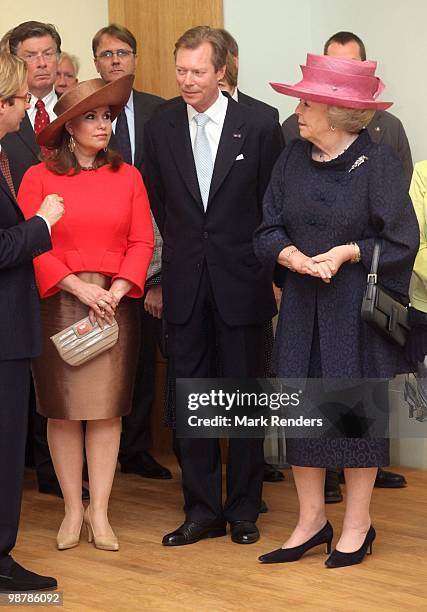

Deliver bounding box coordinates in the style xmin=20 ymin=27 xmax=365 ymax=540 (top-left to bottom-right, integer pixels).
xmin=58 ymin=52 xmax=80 ymax=76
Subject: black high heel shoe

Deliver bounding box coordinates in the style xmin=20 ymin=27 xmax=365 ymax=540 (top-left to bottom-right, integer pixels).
xmin=325 ymin=525 xmax=376 ymax=568
xmin=258 ymin=521 xmax=333 ymax=564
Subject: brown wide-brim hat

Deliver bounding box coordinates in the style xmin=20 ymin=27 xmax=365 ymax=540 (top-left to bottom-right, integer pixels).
xmin=37 ymin=74 xmax=134 ymax=148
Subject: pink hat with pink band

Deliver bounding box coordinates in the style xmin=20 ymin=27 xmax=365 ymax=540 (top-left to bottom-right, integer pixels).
xmin=270 ymin=53 xmax=392 ymax=110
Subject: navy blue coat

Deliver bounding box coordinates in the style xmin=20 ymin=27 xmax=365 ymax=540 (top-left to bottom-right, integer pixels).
xmin=0 ymin=172 xmax=51 ymax=360
xmin=254 ymin=130 xmax=419 ymax=380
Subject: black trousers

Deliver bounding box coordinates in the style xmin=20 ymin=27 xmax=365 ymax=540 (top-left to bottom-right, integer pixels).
xmin=168 ymin=269 xmax=265 ymax=524
xmin=31 ymin=394 xmax=57 ymax=487
xmin=119 ymin=304 xmax=161 ymax=462
xmin=0 ymin=360 xmax=30 ymax=572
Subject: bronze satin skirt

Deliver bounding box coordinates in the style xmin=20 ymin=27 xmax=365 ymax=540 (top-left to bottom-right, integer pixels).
xmin=32 ymin=273 xmax=140 ymax=420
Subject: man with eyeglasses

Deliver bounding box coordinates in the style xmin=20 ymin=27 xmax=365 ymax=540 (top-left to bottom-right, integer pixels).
xmin=92 ymin=24 xmax=171 ymax=482
xmin=0 ymin=21 xmax=89 ymax=503
xmin=0 ymin=21 xmax=61 ymax=190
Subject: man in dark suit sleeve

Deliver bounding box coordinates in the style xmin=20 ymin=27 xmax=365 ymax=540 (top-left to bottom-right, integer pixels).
xmin=144 ymin=26 xmax=283 ymax=546
xmin=92 ymin=24 xmax=171 ymax=479
xmin=281 ymin=30 xmax=411 ymax=501
xmin=0 ymin=50 xmax=64 ymax=590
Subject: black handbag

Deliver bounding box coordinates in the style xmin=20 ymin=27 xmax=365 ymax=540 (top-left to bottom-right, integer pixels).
xmin=360 ymin=241 xmax=410 ymax=347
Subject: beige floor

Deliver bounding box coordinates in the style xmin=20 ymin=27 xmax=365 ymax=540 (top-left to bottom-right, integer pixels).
xmin=14 ymin=463 xmax=427 ymax=611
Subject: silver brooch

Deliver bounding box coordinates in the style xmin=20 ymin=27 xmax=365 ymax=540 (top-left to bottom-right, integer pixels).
xmin=349 ymin=155 xmax=368 ymax=173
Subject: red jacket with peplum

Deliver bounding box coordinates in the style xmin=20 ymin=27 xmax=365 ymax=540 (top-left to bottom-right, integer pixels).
xmin=18 ymin=162 xmax=154 ymax=299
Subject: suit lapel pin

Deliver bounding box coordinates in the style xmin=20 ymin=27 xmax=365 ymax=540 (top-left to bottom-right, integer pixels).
xmin=233 ymin=133 xmax=242 ymax=139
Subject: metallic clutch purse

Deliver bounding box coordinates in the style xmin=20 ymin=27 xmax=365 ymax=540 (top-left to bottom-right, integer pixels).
xmin=50 ymin=315 xmax=119 ymax=366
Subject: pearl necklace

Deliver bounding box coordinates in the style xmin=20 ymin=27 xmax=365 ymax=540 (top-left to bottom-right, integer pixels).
xmin=314 ymin=135 xmax=358 ymax=162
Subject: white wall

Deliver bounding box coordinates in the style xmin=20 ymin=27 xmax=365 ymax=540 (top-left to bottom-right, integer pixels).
xmin=224 ymin=0 xmax=312 ymax=121
xmin=0 ymin=0 xmax=109 ymax=80
xmin=224 ymin=0 xmax=427 ymax=164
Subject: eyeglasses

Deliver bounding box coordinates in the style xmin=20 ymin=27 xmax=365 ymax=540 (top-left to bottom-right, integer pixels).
xmin=96 ymin=49 xmax=135 ymax=60
xmin=22 ymin=50 xmax=58 ymax=64
xmin=11 ymin=92 xmax=32 ymax=103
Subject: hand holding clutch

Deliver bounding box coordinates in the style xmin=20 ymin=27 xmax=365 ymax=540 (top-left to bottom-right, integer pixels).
xmin=51 ymin=315 xmax=119 ymax=366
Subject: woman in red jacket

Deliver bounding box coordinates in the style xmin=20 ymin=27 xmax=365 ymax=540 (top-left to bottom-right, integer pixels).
xmin=18 ymin=75 xmax=154 ymax=552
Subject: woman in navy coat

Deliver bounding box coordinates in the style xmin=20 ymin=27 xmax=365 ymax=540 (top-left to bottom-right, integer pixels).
xmin=254 ymin=54 xmax=419 ymax=568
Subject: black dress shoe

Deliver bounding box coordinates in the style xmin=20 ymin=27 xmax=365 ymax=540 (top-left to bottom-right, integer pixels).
xmin=121 ymin=451 xmax=172 ymax=479
xmin=375 ymin=468 xmax=407 ymax=488
xmin=259 ymin=499 xmax=268 ymax=513
xmin=338 ymin=468 xmax=407 ymax=488
xmin=162 ymin=520 xmax=226 ymax=546
xmin=230 ymin=521 xmax=260 ymax=544
xmin=325 ymin=470 xmax=343 ymax=504
xmin=0 ymin=562 xmax=57 ymax=592
xmin=263 ymin=462 xmax=285 ymax=482
xmin=38 ymin=482 xmax=89 ymax=500
xmin=325 ymin=526 xmax=376 ymax=568
xmin=259 ymin=521 xmax=333 ymax=563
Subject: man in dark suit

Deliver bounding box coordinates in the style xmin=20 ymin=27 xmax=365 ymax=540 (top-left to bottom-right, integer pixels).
xmin=0 ymin=21 xmax=60 ymax=191
xmin=0 ymin=20 xmax=89 ymax=500
xmin=280 ymin=30 xmax=411 ymax=502
xmin=0 ymin=50 xmax=64 ymax=590
xmin=144 ymin=26 xmax=283 ymax=546
xmin=92 ymin=24 xmax=171 ymax=480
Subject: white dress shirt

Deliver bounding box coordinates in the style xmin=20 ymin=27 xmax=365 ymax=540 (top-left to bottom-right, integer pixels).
xmin=112 ymin=91 xmax=135 ymax=164
xmin=27 ymin=88 xmax=58 ymax=129
xmin=187 ymin=90 xmax=228 ymax=163
xmin=26 ymin=89 xmax=56 ymax=233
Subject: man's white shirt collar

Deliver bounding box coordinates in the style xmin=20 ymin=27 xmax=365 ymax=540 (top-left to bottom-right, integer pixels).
xmin=28 ymin=88 xmax=58 ymax=127
xmin=186 ymin=89 xmax=228 ymax=125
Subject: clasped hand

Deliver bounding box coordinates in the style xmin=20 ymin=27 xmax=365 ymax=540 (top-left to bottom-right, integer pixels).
xmin=280 ymin=245 xmax=354 ymax=283
xmin=75 ymin=282 xmax=118 ymax=328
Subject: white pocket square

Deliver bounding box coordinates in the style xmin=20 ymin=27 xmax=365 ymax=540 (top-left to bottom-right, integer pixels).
xmin=235 ymin=153 xmax=244 ymax=161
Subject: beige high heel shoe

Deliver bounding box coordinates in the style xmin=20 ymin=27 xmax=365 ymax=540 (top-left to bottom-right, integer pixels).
xmin=56 ymin=516 xmax=83 ymax=550
xmin=83 ymin=507 xmax=119 ymax=551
